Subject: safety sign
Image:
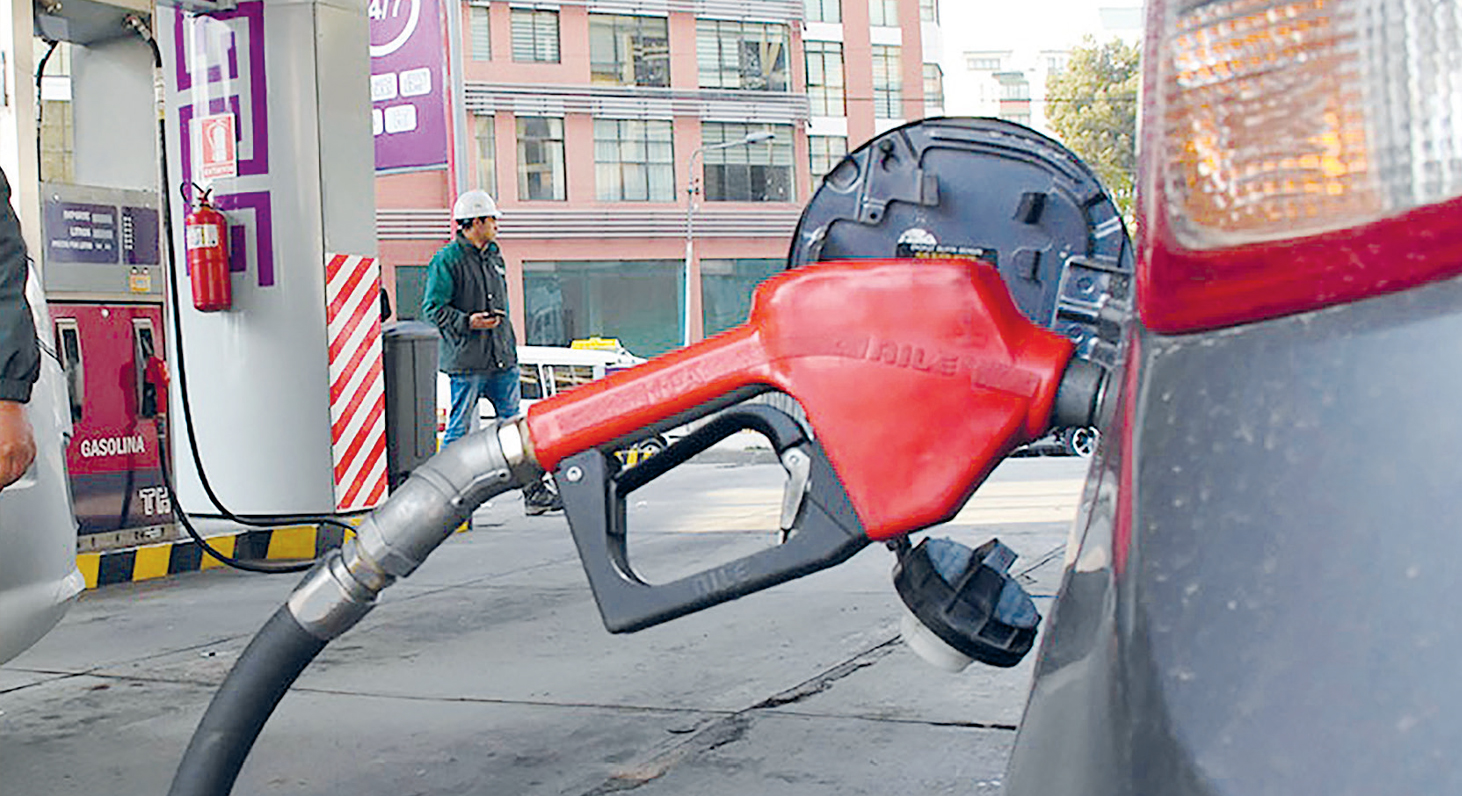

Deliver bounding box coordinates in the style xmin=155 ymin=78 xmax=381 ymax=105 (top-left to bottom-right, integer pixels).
xmin=197 ymin=113 xmax=238 ymax=180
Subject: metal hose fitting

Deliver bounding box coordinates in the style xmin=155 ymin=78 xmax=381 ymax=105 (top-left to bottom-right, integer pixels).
xmin=286 ymin=419 xmax=539 ymax=641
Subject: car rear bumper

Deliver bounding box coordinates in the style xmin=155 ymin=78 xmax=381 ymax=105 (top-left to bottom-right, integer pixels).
xmin=1007 ymin=273 xmax=1462 ymax=794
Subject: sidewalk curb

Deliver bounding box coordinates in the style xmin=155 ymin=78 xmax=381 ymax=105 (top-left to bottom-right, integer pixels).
xmin=76 ymin=524 xmax=357 ymax=589
xmin=76 ymin=446 xmax=774 ymax=590
xmin=684 ymin=448 xmax=781 ymax=466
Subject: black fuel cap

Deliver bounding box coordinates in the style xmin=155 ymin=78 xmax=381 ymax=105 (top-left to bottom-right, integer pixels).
xmin=893 ymin=536 xmax=1040 ymax=670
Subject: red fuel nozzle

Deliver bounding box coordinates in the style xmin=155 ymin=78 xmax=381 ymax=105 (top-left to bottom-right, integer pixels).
xmin=144 ymin=356 xmax=169 ymax=419
xmin=526 ymin=258 xmax=1077 ymax=543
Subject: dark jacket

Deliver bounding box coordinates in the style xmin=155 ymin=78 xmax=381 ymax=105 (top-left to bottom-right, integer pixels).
xmin=0 ymin=168 xmax=39 ymax=403
xmin=421 ymin=234 xmax=518 ymax=374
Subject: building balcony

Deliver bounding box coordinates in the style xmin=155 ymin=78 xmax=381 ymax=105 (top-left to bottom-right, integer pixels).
xmin=579 ymin=0 xmax=804 ymax=23
xmin=464 ymin=82 xmax=811 ymax=124
xmin=377 ymin=205 xmax=802 ymax=240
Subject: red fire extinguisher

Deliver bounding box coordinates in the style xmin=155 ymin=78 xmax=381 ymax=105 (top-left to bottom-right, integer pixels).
xmin=185 ymin=188 xmax=232 ymax=312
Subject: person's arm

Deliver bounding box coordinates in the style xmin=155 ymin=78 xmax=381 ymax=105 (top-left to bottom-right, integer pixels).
xmin=0 ymin=402 xmax=34 ymax=489
xmin=420 ymin=250 xmax=471 ymax=336
xmin=0 ymin=167 xmax=39 ymax=489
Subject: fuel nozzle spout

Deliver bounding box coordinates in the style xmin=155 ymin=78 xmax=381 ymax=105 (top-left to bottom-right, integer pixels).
xmin=1051 ymin=355 xmax=1107 ymax=432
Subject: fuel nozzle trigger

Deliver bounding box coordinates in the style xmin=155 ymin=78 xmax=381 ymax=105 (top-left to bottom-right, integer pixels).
xmin=557 ymin=404 xmax=869 ymax=633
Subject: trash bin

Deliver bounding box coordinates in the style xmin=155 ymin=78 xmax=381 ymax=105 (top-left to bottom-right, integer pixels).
xmin=381 ymin=321 xmax=439 ymax=489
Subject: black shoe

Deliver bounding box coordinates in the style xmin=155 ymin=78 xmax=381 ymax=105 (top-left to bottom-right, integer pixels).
xmin=524 ymin=496 xmax=563 ymax=515
xmin=523 ymin=484 xmax=564 ymax=516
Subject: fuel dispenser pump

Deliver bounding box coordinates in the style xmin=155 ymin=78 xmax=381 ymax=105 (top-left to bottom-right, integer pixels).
xmin=170 ymin=119 xmax=1132 ymax=796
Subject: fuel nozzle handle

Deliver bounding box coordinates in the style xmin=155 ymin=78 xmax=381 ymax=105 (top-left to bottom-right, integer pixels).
xmin=527 ymin=258 xmax=1080 ymax=542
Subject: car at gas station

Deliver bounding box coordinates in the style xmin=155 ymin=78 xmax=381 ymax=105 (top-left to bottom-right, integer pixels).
xmin=4 ymin=0 xmax=1461 ymax=794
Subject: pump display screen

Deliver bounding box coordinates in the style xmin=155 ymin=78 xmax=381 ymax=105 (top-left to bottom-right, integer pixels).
xmin=37 ymin=184 xmax=164 ymax=300
xmin=44 ymin=201 xmax=118 ymax=264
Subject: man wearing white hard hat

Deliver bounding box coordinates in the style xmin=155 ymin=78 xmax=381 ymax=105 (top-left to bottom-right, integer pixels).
xmin=422 ymin=190 xmax=561 ymax=514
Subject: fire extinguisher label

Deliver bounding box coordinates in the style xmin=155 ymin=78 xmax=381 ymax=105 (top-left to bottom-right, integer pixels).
xmin=187 ymin=224 xmax=220 ymax=250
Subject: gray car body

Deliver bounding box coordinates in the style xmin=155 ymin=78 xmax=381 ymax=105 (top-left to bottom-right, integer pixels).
xmin=1004 ymin=271 xmax=1462 ymax=793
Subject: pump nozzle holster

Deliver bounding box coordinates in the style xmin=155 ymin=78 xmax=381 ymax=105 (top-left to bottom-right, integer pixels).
xmin=525 ymin=259 xmax=1085 ymax=632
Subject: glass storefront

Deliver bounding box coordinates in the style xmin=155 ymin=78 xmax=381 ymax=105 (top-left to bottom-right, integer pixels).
xmin=394 ymin=264 xmax=427 ymax=320
xmin=700 ymin=257 xmax=782 ymax=338
xmin=400 ymin=257 xmax=779 ymax=358
xmin=523 ymin=259 xmax=684 ymax=357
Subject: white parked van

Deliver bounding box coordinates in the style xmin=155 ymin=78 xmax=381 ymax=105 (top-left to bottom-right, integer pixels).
xmin=436 ymin=340 xmax=646 ymax=432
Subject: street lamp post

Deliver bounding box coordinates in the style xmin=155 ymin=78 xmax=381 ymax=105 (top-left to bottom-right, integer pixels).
xmin=683 ymin=130 xmax=776 ymax=346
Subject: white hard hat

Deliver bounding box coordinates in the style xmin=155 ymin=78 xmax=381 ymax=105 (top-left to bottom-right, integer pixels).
xmin=452 ymin=190 xmax=501 ymax=220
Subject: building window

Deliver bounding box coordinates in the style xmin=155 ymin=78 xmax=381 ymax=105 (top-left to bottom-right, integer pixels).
xmin=702 ymin=122 xmax=793 ymax=203
xmin=468 ymin=1 xmax=491 ymax=60
xmin=696 ymin=20 xmax=789 ymax=92
xmin=1000 ymin=78 xmax=1030 ymax=100
xmin=967 ymin=55 xmax=1003 ymax=71
xmin=701 ymin=259 xmax=783 ymax=338
xmin=870 ymin=0 xmax=898 ymax=26
xmin=923 ymin=64 xmax=944 ymax=114
xmin=589 ymin=14 xmax=670 ymax=87
xmin=474 ymin=114 xmax=497 ymax=196
xmin=511 ymin=8 xmax=559 ymax=63
xmin=395 ymin=265 xmax=427 ymax=320
xmin=517 ymin=116 xmax=565 ymax=201
xmin=805 ymin=0 xmax=840 ymax=23
xmin=919 ymin=0 xmax=938 ymax=21
xmin=523 ymin=260 xmax=685 ymax=356
xmin=804 ymin=42 xmax=845 ymax=117
xmin=808 ymin=135 xmax=847 ymax=192
xmin=872 ymin=45 xmax=902 ymax=118
xmin=1045 ymin=53 xmax=1070 ymax=73
xmin=594 ymin=119 xmax=674 ymax=202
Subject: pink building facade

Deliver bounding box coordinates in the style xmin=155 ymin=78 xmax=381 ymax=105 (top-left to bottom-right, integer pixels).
xmin=377 ymin=0 xmax=941 ymax=357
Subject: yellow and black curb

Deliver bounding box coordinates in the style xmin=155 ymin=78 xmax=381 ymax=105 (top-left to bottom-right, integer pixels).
xmin=76 ymin=524 xmax=357 ymax=590
xmin=615 ymin=444 xmax=659 ymax=467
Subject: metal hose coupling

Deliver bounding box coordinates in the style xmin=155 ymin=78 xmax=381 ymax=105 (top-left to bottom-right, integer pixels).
xmin=285 ymin=419 xmax=539 ymax=641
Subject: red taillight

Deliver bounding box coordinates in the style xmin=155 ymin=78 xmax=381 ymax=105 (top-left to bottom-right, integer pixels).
xmin=1138 ymin=0 xmax=1462 ymax=334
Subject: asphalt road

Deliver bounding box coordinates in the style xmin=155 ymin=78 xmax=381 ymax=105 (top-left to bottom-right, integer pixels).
xmin=1 ymin=454 xmax=1090 ymax=796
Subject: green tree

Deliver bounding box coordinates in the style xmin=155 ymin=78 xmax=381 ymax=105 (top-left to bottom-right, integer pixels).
xmin=1044 ymin=37 xmax=1140 ymax=220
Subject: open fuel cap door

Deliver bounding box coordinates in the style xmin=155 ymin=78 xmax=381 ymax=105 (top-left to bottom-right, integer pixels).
xmin=790 ymin=118 xmax=1134 ymax=359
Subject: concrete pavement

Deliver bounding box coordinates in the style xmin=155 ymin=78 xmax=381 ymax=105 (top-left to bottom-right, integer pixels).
xmin=2 ymin=456 xmax=1090 ymax=796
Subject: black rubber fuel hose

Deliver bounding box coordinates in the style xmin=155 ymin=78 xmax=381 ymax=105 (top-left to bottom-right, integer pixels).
xmin=167 ymin=607 xmax=327 ymax=796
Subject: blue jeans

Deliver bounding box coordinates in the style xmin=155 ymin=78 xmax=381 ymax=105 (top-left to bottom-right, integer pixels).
xmin=443 ymin=368 xmax=521 ymax=448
